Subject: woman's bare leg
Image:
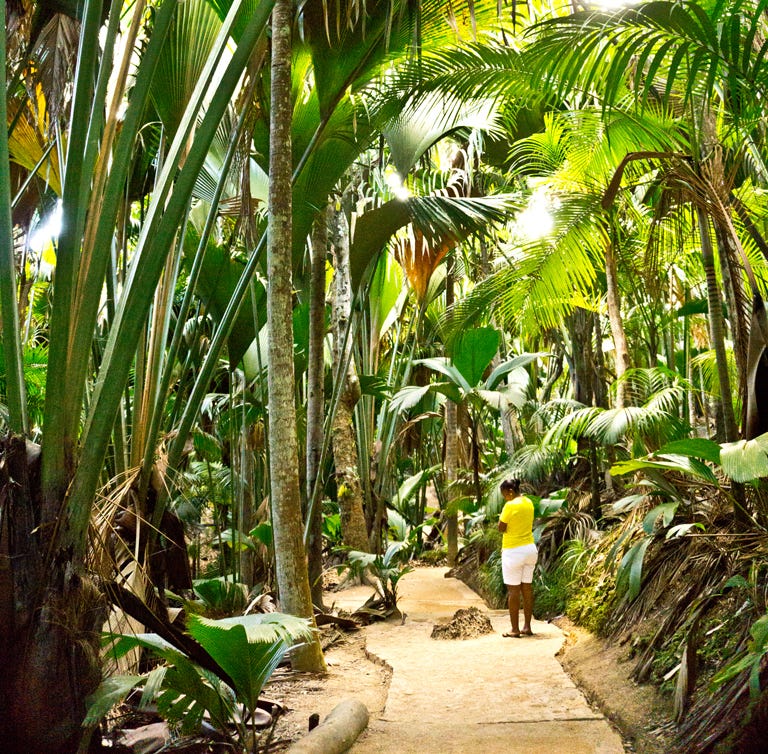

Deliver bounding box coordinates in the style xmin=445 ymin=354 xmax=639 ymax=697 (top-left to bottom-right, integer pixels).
xmin=521 ymin=582 xmax=534 ymax=634
xmin=507 ymin=585 xmax=521 ymax=635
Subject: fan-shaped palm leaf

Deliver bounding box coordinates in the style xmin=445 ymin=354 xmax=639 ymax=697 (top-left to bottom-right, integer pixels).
xmin=150 ymin=0 xmax=222 ymax=137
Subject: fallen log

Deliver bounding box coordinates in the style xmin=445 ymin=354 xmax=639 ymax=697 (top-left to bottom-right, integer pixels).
xmin=285 ymin=699 xmax=369 ymax=754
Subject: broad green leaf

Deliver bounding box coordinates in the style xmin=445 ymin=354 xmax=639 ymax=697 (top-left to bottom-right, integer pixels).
xmin=394 ymin=466 xmax=439 ymax=508
xmin=610 ymin=455 xmax=716 ymax=483
xmin=385 ymin=92 xmax=500 ymax=176
xmin=84 ymin=675 xmax=145 ymax=726
xmin=666 ymin=523 xmax=704 ymax=539
xmin=724 ymin=575 xmax=750 ymax=590
xmin=452 ymin=327 xmax=500 ymax=387
xmin=485 ymin=352 xmax=548 ymax=389
xmin=358 ymin=374 xmax=394 ymax=400
xmin=249 ymin=522 xmax=273 ymax=547
xmin=140 ymin=666 xmax=168 ymax=711
xmin=416 ymin=357 xmax=473 ymax=393
xmin=534 ymin=495 xmax=563 ymax=518
xmin=431 ymin=381 xmax=463 ymax=405
xmin=720 ymin=433 xmax=768 ymax=482
xmin=476 ymin=389 xmax=508 ymax=411
xmin=610 ymin=494 xmax=648 ymax=514
xmin=193 ymin=576 xmax=248 ymax=608
xmin=642 ymin=502 xmax=678 ymax=534
xmin=387 ymin=508 xmax=409 ymax=541
xmin=186 ymin=613 xmax=313 ymax=711
xmin=657 ymin=438 xmax=722 ymax=464
xmin=618 ymin=537 xmax=652 ymax=602
xmin=192 ymin=428 xmax=222 ymax=462
xmin=389 ymin=384 xmax=434 ymax=414
xmin=369 ymin=253 xmax=404 ymax=340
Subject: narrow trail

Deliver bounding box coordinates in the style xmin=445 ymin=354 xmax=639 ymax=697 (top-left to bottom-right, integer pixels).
xmin=333 ymin=567 xmax=625 ymax=754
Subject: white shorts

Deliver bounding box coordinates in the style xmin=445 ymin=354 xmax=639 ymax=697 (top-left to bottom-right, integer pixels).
xmin=501 ymin=544 xmax=538 ymax=586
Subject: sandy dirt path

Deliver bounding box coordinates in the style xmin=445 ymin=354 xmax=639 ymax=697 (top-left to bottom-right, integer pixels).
xmin=332 ymin=567 xmax=625 ymax=754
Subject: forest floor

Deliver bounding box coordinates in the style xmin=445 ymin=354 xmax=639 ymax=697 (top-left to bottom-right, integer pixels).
xmin=265 ymin=566 xmax=674 ymax=753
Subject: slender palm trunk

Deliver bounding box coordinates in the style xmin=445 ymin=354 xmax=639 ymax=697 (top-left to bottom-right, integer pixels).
xmin=696 ymin=207 xmax=737 ymax=443
xmin=267 ymin=0 xmax=325 ymax=672
xmin=328 ymin=202 xmax=369 ymax=552
xmin=444 ymin=262 xmax=458 ymax=565
xmin=306 ymin=214 xmax=328 ymax=606
xmin=605 ymin=237 xmax=630 ymax=408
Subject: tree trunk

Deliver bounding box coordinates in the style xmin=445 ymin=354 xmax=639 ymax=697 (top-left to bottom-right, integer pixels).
xmin=696 ymin=207 xmax=738 ymax=443
xmin=566 ymin=309 xmax=604 ymax=505
xmin=328 ymin=201 xmax=369 ymax=552
xmin=267 ymin=0 xmax=325 ymax=672
xmin=0 ymin=437 xmax=106 ymax=754
xmin=566 ymin=307 xmax=596 ymax=406
xmin=605 ymin=235 xmax=630 ymax=408
xmin=306 ymin=213 xmax=328 ymax=607
xmin=714 ymin=214 xmax=749 ymax=413
xmin=444 ymin=261 xmax=458 ymax=565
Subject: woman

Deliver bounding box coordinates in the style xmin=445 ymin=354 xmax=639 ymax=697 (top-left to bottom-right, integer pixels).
xmin=497 ymin=478 xmax=537 ymax=637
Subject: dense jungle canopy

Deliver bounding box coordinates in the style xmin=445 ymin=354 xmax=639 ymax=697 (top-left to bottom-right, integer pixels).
xmin=2 ymin=0 xmax=768 ymax=751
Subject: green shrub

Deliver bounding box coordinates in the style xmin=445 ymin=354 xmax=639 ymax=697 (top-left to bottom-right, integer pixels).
xmin=566 ymin=574 xmax=617 ymax=635
xmin=533 ymin=561 xmax=571 ymax=619
xmin=479 ymin=549 xmax=507 ymax=609
xmin=419 ymin=547 xmax=447 ymax=565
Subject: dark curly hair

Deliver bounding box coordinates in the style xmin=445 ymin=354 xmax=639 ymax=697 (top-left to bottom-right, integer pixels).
xmin=500 ymin=478 xmax=520 ymax=494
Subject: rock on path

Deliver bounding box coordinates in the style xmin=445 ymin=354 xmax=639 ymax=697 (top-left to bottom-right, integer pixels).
xmin=335 ymin=567 xmax=625 ymax=754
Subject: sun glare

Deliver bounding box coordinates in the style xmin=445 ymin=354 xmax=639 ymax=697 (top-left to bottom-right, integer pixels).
xmin=592 ymin=0 xmax=639 ymax=9
xmin=516 ymin=192 xmax=555 ymax=241
xmin=29 ymin=201 xmax=62 ymax=254
xmin=385 ymin=170 xmax=412 ymax=201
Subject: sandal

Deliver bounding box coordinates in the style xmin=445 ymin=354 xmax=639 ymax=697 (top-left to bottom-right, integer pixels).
xmin=502 ymin=631 xmax=522 ymax=638
xmin=521 ymin=629 xmax=534 ymax=636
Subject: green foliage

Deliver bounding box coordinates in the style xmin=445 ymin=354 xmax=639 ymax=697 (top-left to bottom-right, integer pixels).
xmin=186 ymin=576 xmax=250 ymax=617
xmin=534 ymin=540 xmax=589 ymax=619
xmin=616 ymin=537 xmax=653 ymax=602
xmin=527 ymin=0 xmax=768 ymax=123
xmin=479 ymin=549 xmax=507 ymax=609
xmin=566 ymin=565 xmax=619 ymax=635
xmin=345 ymin=540 xmax=414 ymax=609
xmin=711 ymin=613 xmax=768 ymax=701
xmin=419 ymin=547 xmax=448 ymax=565
xmin=450 ymin=327 xmax=500 ymax=387
xmin=720 ymin=434 xmax=768 ymax=483
xmin=90 ymin=612 xmax=312 ymax=739
xmin=322 ymin=500 xmax=343 ymax=549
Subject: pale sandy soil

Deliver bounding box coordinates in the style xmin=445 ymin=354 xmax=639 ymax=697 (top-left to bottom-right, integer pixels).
xmin=264 ymin=567 xmax=669 ymax=754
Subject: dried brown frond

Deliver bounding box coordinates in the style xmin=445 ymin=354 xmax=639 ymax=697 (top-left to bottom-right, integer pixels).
xmin=88 ymin=466 xmax=143 ymax=580
xmin=393 ymin=225 xmax=456 ymax=302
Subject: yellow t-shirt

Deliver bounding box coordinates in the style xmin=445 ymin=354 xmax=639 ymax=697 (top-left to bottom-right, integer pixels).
xmin=499 ymin=496 xmax=535 ymax=549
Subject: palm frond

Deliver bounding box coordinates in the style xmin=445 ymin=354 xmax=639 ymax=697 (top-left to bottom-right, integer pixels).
xmin=544 ymin=405 xmax=604 ymax=447
xmin=506 ymin=442 xmax=573 ymax=484
xmin=150 ymin=0 xmax=222 ymax=137
xmin=525 ymin=0 xmax=768 ymax=123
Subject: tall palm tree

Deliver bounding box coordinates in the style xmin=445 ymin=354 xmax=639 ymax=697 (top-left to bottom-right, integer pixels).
xmin=266 ymin=0 xmax=326 ymax=673
xmin=0 ymin=1 xmax=275 ymax=748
